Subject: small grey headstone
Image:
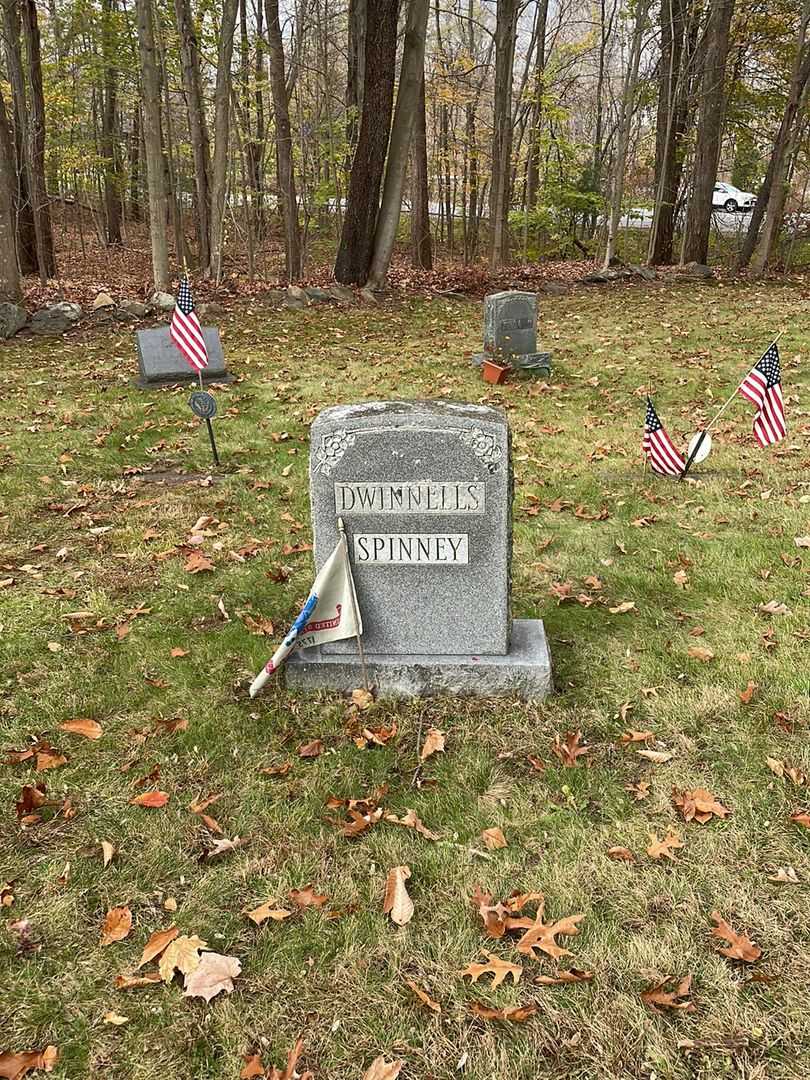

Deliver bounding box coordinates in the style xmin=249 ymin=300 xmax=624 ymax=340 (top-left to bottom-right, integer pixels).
xmin=286 ymin=400 xmax=552 ymax=699
xmin=135 ymin=326 xmax=233 ymax=388
xmin=0 ymin=302 xmax=27 ymax=339
xmin=30 ymin=302 xmax=82 ymax=336
xmin=473 ymin=291 xmax=551 ymax=372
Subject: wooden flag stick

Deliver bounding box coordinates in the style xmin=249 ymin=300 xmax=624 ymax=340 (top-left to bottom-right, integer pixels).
xmin=337 ymin=516 xmax=369 ymax=692
xmin=679 ymin=330 xmax=785 ymax=481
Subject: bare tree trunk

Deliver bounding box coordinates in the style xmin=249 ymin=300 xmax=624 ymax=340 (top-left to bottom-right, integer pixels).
xmin=410 ymin=71 xmax=432 ymax=269
xmin=744 ymin=0 xmax=810 ymax=273
xmin=20 ymin=0 xmax=56 ymax=277
xmin=101 ymin=0 xmax=122 ymax=245
xmin=208 ymin=0 xmax=238 ymax=282
xmin=345 ymin=0 xmax=366 ymax=163
xmin=334 ymin=0 xmax=399 ymax=284
xmin=0 ymin=85 xmax=21 ymax=300
xmin=603 ymin=0 xmax=650 ymax=268
xmin=682 ymin=0 xmax=735 ymax=265
xmin=648 ymin=0 xmax=688 ymax=264
xmin=266 ymin=0 xmax=302 ymax=281
xmin=489 ymin=0 xmax=518 ymax=268
xmin=525 ymin=0 xmax=548 ymax=211
xmin=135 ymin=0 xmax=170 ymax=291
xmin=174 ymin=0 xmax=211 ymax=269
xmin=129 ymin=103 xmax=142 ymax=222
xmin=1 ymin=1 xmax=36 ymax=275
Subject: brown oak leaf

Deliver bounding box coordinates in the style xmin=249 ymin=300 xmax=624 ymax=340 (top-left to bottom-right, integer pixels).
xmin=514 ymin=899 xmax=584 ymax=959
xmin=404 ymin=978 xmax=441 ymax=1013
xmin=101 ymin=906 xmax=132 ymax=946
xmin=551 ymin=730 xmax=590 ymax=767
xmin=647 ymin=830 xmax=684 ymax=861
xmin=641 ymin=974 xmax=696 ymax=1013
xmin=673 ymin=787 xmax=730 ymax=824
xmin=460 ymin=951 xmax=522 ymax=987
xmin=710 ymin=913 xmax=762 ymax=962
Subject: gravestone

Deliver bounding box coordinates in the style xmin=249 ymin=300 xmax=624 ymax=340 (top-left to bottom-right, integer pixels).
xmin=472 ymin=290 xmax=551 ymax=373
xmin=135 ymin=326 xmax=233 ymax=388
xmin=286 ymin=400 xmax=552 ymax=699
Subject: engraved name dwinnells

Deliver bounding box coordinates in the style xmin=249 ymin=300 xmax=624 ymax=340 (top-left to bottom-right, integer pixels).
xmin=354 ymin=533 xmax=469 ymax=565
xmin=336 ymin=481 xmax=484 ymax=514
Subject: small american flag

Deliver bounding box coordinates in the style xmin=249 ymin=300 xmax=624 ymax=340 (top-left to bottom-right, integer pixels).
xmin=737 ymin=341 xmax=786 ymax=447
xmin=644 ymin=397 xmax=685 ymax=477
xmin=170 ymin=275 xmax=209 ymax=372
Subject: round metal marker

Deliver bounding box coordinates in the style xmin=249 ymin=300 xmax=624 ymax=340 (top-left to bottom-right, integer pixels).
xmin=189 ymin=390 xmax=217 ymax=420
xmin=686 ymin=430 xmax=712 ymax=465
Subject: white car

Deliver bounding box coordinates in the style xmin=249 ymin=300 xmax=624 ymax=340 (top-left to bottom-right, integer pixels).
xmin=712 ymin=182 xmax=756 ymax=213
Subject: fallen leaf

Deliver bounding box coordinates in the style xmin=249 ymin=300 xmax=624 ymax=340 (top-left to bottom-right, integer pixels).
xmin=710 ymin=912 xmax=762 ymax=962
xmin=459 ymin=951 xmax=522 ymax=987
xmin=102 ymin=1012 xmax=129 ymax=1026
xmin=636 ymin=749 xmax=673 ymax=764
xmin=183 ymin=950 xmax=241 ymax=1002
xmin=647 ymin=830 xmax=684 ymax=861
xmin=259 ymin=761 xmax=292 ymax=777
xmin=298 ymin=739 xmax=323 ymax=759
xmin=758 ymin=600 xmax=790 ymax=616
xmin=790 ymin=810 xmax=810 ymax=828
xmin=514 ymin=899 xmax=584 ymax=960
xmin=794 ymin=535 xmax=810 ymax=547
xmin=625 ymin=780 xmax=651 ymax=800
xmin=551 ymin=730 xmax=589 ymax=767
xmin=383 ymin=865 xmax=414 ymax=926
xmin=129 ymin=791 xmax=169 ymax=808
xmin=205 ymin=835 xmax=246 ymax=859
xmin=101 ymin=906 xmax=132 ymax=945
xmin=481 ymin=827 xmax=507 ymax=850
xmin=673 ymin=570 xmax=689 ymax=588
xmin=184 ymin=551 xmax=214 ymax=574
xmin=619 ymin=730 xmax=654 ymax=745
xmin=385 ymin=808 xmax=440 ymax=840
xmin=100 ymin=841 xmax=115 ymax=867
xmin=158 ymin=934 xmax=207 ymax=982
xmin=641 ymin=974 xmax=696 ymax=1013
xmin=170 ymin=647 xmax=189 ymax=658
xmin=534 ymin=968 xmax=594 ymax=985
xmin=673 ymin=787 xmax=730 ymax=824
xmin=469 ymin=1002 xmax=537 ymax=1022
xmin=114 ymin=971 xmax=162 ymax=990
xmin=0 ymin=1046 xmax=58 ymax=1078
xmin=351 ymin=687 xmax=374 ymax=710
xmin=59 ymin=718 xmax=102 ymax=739
xmin=768 ymin=866 xmax=800 ymax=884
xmin=765 ymin=757 xmax=806 ymax=786
xmin=609 ymin=601 xmax=636 ymax=614
xmin=35 ymin=750 xmax=67 ymax=771
xmin=420 ymin=727 xmax=445 ymax=761
xmin=136 ymin=926 xmax=178 ymax=968
xmin=362 ymin=1057 xmax=403 ymax=1080
xmin=288 ymin=884 xmax=328 ymax=908
xmin=240 ymin=1055 xmax=265 ymax=1080
xmin=405 ymin=977 xmax=441 ymax=1013
xmin=245 ymin=901 xmax=293 ymax=925
xmin=687 ymin=645 xmax=715 ymax=662
xmin=607 ymin=846 xmax=635 ymax=862
xmin=739 ymin=681 xmax=758 ymax=704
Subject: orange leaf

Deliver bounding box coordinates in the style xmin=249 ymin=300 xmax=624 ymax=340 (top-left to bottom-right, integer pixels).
xmin=673 ymin=787 xmax=730 ymax=824
xmin=114 ymin=971 xmax=162 ymax=990
xmin=481 ymin=827 xmax=507 ymax=850
xmin=184 ymin=551 xmax=214 ymax=573
xmin=404 ymin=977 xmax=441 ymax=1013
xmin=710 ymin=912 xmax=762 ymax=962
xmin=469 ymin=1002 xmax=537 ymax=1022
xmin=641 ymin=974 xmax=696 ymax=1013
xmin=607 ymin=846 xmax=635 ymax=862
xmin=288 ymin=884 xmax=328 ymax=908
xmin=739 ymin=680 xmax=758 ymax=704
xmin=420 ymin=727 xmax=445 ymax=761
xmin=245 ymin=901 xmax=293 ymax=925
xmin=0 ymin=1046 xmax=58 ymax=1078
xmin=59 ymin=718 xmax=102 ymax=739
xmin=298 ymin=739 xmax=323 ymax=759
xmin=534 ymin=968 xmax=593 ymax=986
xmin=129 ymin=791 xmax=170 ymax=808
xmin=459 ymin=951 xmax=522 ymax=987
xmin=101 ymin=906 xmax=132 ymax=945
xmin=35 ymin=750 xmax=67 ymax=771
xmin=551 ymin=730 xmax=590 ymax=767
xmin=136 ymin=926 xmax=178 ymax=968
xmin=647 ymin=830 xmax=684 ymax=860
xmin=513 ymin=899 xmax=584 ymax=960
xmin=790 ymin=810 xmax=810 ymax=828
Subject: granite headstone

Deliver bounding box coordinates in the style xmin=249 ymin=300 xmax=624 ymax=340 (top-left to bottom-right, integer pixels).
xmin=286 ymin=400 xmax=551 ymax=699
xmin=135 ymin=326 xmax=233 ymax=387
xmin=473 ymin=290 xmax=551 ymax=372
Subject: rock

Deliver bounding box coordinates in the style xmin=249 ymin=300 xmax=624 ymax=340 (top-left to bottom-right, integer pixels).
xmin=29 ymin=301 xmax=82 ymax=336
xmin=198 ymin=301 xmax=227 ymax=319
xmin=305 ymin=287 xmax=333 ymax=304
xmin=326 ymin=283 xmax=355 ymax=303
xmin=286 ymin=285 xmax=310 ymax=305
xmin=580 ymin=271 xmax=612 ymax=285
xmin=150 ymin=291 xmax=176 ymax=312
xmin=92 ymin=291 xmax=115 ymax=309
xmin=283 ymin=296 xmax=308 ymax=311
xmin=679 ymin=261 xmax=714 ymax=279
xmin=119 ymin=299 xmax=148 ymax=318
xmin=538 ymin=282 xmax=567 ymax=296
xmin=0 ymin=302 xmax=28 ymax=339
xmin=264 ymin=289 xmax=287 ymax=306
xmin=629 ymin=264 xmax=658 ymax=281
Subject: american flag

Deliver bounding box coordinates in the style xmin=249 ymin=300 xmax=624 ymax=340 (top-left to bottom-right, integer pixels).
xmin=644 ymin=397 xmax=685 ymax=477
xmin=170 ymin=275 xmax=209 ymax=372
xmin=737 ymin=341 xmax=786 ymax=447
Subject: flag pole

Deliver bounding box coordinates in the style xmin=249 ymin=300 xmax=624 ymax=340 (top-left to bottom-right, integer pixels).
xmin=337 ymin=516 xmax=369 ymax=693
xmin=679 ymin=330 xmax=785 ymax=481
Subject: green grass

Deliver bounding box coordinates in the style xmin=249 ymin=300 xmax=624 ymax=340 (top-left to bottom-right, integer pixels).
xmin=2 ymin=278 xmax=810 ymax=1079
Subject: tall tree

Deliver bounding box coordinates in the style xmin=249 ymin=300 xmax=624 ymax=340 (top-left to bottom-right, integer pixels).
xmin=134 ymin=0 xmax=169 ymax=291
xmin=208 ymin=0 xmax=238 ymax=281
xmin=266 ymin=0 xmax=302 ymax=281
xmin=334 ymin=0 xmax=399 ymax=284
xmin=525 ymin=0 xmax=549 ymax=212
xmin=174 ymin=0 xmax=211 ymax=268
xmin=410 ymin=72 xmax=432 ymax=270
xmin=682 ymin=0 xmax=735 ymax=265
xmin=366 ymin=0 xmax=430 ymax=289
xmin=345 ymin=0 xmax=366 ymax=160
xmin=0 ymin=85 xmax=21 ymax=300
xmin=100 ymin=0 xmax=122 ymax=246
xmin=741 ymin=0 xmax=810 ymax=272
xmin=489 ymin=0 xmax=518 ymax=268
xmin=603 ymin=0 xmax=651 ymax=268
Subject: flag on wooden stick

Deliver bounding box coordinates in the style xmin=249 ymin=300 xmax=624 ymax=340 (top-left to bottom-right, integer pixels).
xmin=643 ymin=397 xmax=685 ymax=477
xmin=170 ymin=275 xmax=209 ymax=372
xmin=737 ymin=341 xmax=786 ymax=447
xmin=249 ymin=537 xmax=362 ymax=697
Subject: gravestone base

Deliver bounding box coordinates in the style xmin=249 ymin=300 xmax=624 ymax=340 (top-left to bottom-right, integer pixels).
xmin=472 ymin=351 xmax=552 ymax=373
xmin=285 ymin=618 xmax=552 ymax=700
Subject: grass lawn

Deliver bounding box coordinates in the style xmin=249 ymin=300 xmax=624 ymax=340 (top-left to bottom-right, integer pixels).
xmin=2 ymin=277 xmax=809 ymax=1080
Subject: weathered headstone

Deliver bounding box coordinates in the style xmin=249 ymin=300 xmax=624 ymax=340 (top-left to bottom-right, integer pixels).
xmin=135 ymin=326 xmax=233 ymax=388
xmin=286 ymin=400 xmax=551 ymax=699
xmin=473 ymin=290 xmax=551 ymax=372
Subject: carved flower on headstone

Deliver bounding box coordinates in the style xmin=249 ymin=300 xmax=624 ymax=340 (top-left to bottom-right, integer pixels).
xmin=460 ymin=428 xmax=502 ymax=473
xmin=314 ymin=429 xmax=356 ymax=475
